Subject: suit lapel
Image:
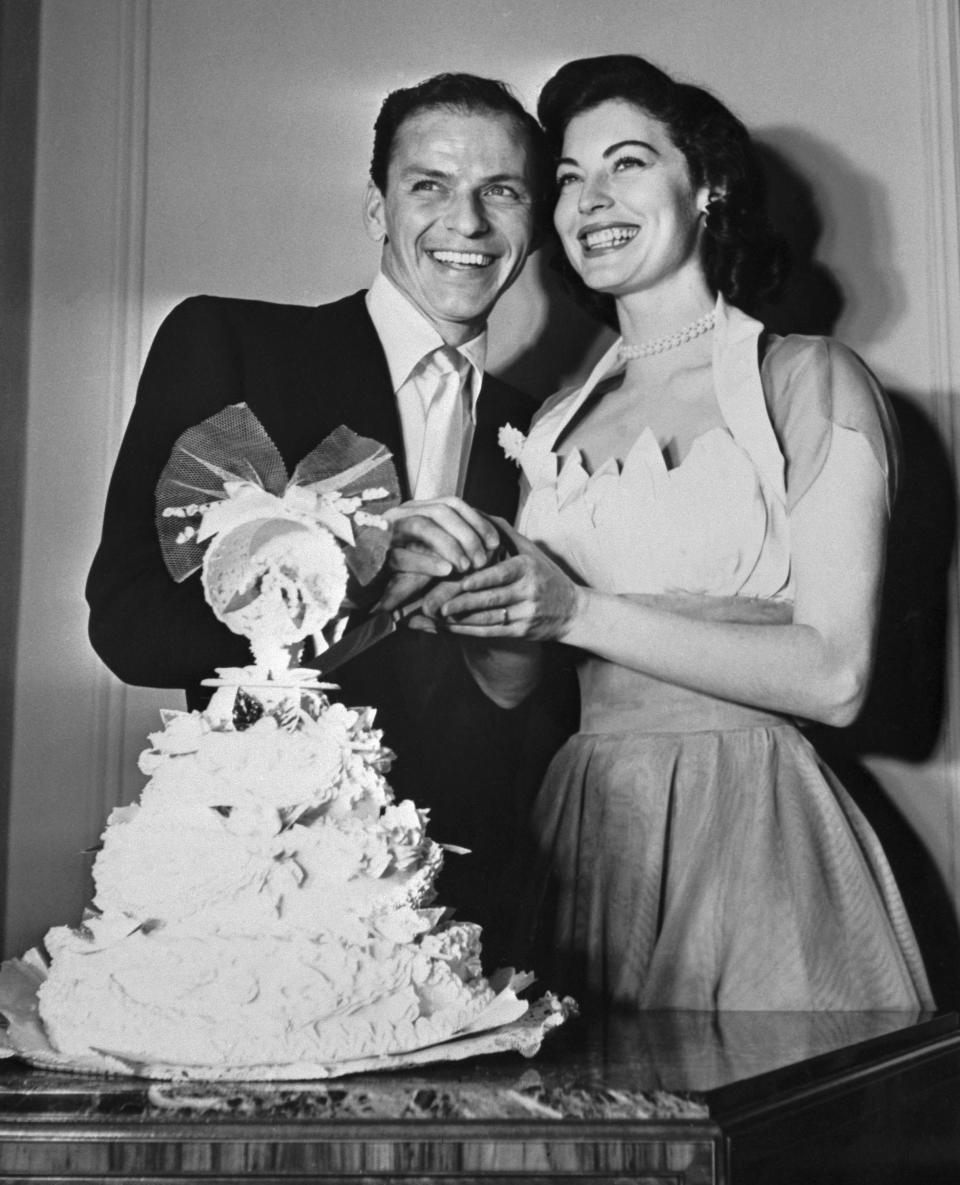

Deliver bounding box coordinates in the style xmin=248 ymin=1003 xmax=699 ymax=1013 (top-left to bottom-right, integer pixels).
xmin=310 ymin=293 xmax=530 ymax=517
xmin=311 ymin=292 xmax=411 ymax=499
xmin=465 ymin=375 xmax=531 ymax=521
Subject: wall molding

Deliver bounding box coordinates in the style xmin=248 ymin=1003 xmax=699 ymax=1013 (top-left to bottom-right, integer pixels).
xmin=917 ymin=0 xmax=960 ymax=879
xmin=918 ymin=2 xmax=960 ymax=418
xmin=88 ymin=0 xmax=151 ymax=833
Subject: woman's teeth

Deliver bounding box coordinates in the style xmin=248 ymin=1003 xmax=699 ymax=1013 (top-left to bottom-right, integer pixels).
xmin=581 ymin=227 xmax=638 ymax=251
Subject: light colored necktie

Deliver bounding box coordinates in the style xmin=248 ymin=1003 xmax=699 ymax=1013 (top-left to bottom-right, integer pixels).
xmin=412 ymin=345 xmax=469 ymax=500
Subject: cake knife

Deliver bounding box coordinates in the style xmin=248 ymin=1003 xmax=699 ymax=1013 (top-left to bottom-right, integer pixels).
xmin=305 ymin=595 xmax=425 ymax=676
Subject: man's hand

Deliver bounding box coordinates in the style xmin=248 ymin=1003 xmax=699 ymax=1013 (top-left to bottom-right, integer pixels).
xmin=384 ymin=496 xmax=501 ymax=576
xmin=376 ymin=497 xmax=502 ymax=613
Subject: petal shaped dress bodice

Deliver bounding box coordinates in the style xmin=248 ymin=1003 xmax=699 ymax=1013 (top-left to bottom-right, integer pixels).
xmin=517 ymin=302 xmax=792 ymax=601
xmin=520 ymin=424 xmax=783 ymax=596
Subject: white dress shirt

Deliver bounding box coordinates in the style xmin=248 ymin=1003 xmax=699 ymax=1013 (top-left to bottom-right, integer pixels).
xmin=365 ymin=272 xmax=485 ymax=499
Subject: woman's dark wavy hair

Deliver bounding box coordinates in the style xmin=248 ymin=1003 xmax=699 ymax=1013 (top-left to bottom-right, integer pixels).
xmin=537 ymin=55 xmax=790 ymax=324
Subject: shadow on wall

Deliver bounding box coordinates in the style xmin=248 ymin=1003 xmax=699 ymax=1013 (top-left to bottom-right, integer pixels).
xmin=754 ymin=130 xmax=907 ymax=343
xmin=760 ymin=134 xmax=960 ymax=1009
xmin=755 ymin=134 xmax=956 ymax=753
xmin=812 ymin=380 xmax=958 ymax=1008
xmin=497 ymin=247 xmax=613 ymax=402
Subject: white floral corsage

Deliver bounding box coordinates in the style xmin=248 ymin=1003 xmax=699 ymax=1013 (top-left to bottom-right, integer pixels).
xmin=498 ymin=423 xmax=526 ymax=467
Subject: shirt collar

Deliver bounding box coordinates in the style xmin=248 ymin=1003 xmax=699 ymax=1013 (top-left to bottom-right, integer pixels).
xmin=366 ymin=272 xmax=486 ymax=410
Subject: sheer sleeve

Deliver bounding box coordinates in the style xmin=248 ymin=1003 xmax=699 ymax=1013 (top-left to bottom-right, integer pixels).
xmin=761 ymin=335 xmax=900 ymax=514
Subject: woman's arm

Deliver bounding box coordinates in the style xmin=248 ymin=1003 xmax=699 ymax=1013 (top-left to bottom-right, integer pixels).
xmin=431 ymin=424 xmax=887 ymax=727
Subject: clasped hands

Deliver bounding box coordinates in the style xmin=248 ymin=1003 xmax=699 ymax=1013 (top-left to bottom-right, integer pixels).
xmin=377 ymin=496 xmax=578 ymax=641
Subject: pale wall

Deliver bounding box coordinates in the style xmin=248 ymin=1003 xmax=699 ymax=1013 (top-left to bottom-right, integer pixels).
xmin=7 ymin=0 xmax=959 ymax=999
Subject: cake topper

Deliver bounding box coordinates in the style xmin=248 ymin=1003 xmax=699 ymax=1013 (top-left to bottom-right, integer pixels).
xmin=154 ymin=404 xmax=400 ymax=674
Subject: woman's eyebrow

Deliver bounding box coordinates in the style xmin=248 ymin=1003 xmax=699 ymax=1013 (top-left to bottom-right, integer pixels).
xmin=556 ymin=139 xmax=660 ymax=168
xmin=602 ymin=139 xmax=659 ymax=158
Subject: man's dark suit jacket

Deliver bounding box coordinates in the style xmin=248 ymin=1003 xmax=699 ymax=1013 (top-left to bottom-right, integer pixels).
xmin=86 ymin=290 xmax=559 ymax=956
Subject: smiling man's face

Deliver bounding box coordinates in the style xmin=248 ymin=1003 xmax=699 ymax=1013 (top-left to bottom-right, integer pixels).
xmin=364 ymin=108 xmax=537 ymax=346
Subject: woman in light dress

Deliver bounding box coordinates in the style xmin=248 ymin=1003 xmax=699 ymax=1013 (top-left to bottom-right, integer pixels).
xmin=417 ymin=55 xmax=933 ymax=1010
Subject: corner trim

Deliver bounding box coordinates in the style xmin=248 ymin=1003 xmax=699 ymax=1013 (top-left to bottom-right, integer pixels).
xmin=90 ymin=0 xmax=151 ymax=828
xmin=917 ymin=0 xmax=960 ymax=872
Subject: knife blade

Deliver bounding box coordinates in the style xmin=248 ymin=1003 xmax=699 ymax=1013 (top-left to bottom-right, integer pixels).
xmin=304 ymin=599 xmax=421 ymax=677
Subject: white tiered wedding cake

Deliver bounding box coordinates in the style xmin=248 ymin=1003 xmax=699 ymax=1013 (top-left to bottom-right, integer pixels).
xmin=5 ymin=411 xmax=569 ymax=1079
xmin=37 ymin=679 xmax=518 ymax=1069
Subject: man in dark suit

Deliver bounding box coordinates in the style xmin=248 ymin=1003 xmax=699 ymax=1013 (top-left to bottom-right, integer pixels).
xmin=86 ymin=73 xmax=560 ymax=957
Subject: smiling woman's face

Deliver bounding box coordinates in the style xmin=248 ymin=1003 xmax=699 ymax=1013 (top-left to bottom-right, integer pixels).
xmin=554 ymin=99 xmax=710 ymax=301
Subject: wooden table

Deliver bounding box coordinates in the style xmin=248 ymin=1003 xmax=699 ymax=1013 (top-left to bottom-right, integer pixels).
xmin=0 ymin=1009 xmax=957 ymax=1183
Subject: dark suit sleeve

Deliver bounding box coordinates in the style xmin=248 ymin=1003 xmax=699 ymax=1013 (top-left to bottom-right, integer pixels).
xmin=86 ymin=297 xmax=252 ymax=695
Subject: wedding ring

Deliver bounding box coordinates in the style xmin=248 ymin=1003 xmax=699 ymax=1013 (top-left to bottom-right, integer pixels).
xmin=501 ymin=608 xmax=509 ymax=625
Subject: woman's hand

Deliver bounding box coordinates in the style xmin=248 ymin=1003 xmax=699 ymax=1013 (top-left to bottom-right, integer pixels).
xmin=421 ymin=526 xmax=582 ymax=642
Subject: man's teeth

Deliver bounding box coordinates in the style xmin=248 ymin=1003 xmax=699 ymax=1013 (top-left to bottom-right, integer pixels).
xmin=582 ymin=227 xmax=638 ymax=250
xmin=431 ymin=250 xmax=492 ymax=267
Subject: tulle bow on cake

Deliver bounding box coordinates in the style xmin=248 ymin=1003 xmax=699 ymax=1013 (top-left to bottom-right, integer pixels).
xmin=154 ymin=403 xmax=400 ymax=671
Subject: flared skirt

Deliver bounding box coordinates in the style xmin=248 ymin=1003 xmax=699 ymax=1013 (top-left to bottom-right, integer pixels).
xmin=522 ymin=665 xmax=933 ymax=1011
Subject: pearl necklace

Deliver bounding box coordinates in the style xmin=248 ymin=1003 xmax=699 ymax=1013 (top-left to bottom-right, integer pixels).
xmin=618 ymin=310 xmax=716 ymax=359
